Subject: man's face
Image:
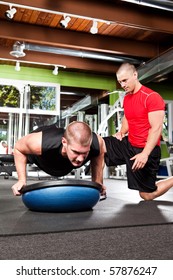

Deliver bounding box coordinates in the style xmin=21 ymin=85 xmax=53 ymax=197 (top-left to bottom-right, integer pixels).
xmin=62 ymin=138 xmax=90 ymax=167
xmin=117 ymin=70 xmax=137 ymax=94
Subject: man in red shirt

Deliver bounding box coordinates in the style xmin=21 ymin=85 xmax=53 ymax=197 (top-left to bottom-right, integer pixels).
xmin=104 ymin=63 xmax=173 ymax=200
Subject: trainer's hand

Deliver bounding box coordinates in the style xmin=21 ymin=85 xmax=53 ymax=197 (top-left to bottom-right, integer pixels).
xmin=112 ymin=132 xmax=125 ymax=141
xmin=11 ymin=181 xmax=26 ymax=196
xmin=130 ymin=152 xmax=148 ymax=171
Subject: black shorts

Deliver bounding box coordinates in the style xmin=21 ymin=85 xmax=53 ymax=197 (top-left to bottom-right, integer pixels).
xmin=103 ymin=136 xmax=161 ymax=193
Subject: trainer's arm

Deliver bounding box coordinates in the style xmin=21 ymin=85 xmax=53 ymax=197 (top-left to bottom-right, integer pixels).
xmin=143 ymin=110 xmax=165 ymax=155
xmin=11 ymin=132 xmax=42 ymax=196
xmin=131 ymin=110 xmax=164 ymax=171
xmin=90 ymin=134 xmax=106 ymax=194
xmin=113 ymin=115 xmax=129 ymax=140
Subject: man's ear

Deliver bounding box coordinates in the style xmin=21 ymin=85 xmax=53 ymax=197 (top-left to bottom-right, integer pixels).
xmin=62 ymin=137 xmax=67 ymax=146
xmin=134 ymin=71 xmax=138 ymax=79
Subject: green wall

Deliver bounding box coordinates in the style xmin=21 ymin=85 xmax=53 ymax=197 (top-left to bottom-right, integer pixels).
xmin=0 ymin=65 xmax=115 ymax=91
xmin=147 ymin=82 xmax=173 ymax=100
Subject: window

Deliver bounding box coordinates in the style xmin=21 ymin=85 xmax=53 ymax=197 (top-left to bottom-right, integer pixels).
xmin=0 ymin=79 xmax=60 ymax=152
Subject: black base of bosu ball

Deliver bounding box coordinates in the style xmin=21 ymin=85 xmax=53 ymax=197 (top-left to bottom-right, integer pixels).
xmin=21 ymin=179 xmax=102 ymax=212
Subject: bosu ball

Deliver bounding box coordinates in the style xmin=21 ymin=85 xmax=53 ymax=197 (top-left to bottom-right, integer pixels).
xmin=21 ymin=179 xmax=102 ymax=212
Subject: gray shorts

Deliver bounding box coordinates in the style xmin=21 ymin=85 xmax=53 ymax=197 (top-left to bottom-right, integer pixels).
xmin=103 ymin=136 xmax=161 ymax=193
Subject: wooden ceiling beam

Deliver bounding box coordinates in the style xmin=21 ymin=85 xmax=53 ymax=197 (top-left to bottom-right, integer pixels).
xmin=0 ymin=20 xmax=158 ymax=58
xmin=1 ymin=0 xmax=173 ymax=33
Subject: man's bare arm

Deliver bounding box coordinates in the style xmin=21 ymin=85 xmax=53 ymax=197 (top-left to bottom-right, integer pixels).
xmin=90 ymin=134 xmax=106 ymax=194
xmin=11 ymin=132 xmax=42 ymax=196
xmin=143 ymin=110 xmax=165 ymax=156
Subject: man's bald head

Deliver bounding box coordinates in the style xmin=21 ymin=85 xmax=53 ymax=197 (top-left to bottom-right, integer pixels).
xmin=64 ymin=121 xmax=92 ymax=146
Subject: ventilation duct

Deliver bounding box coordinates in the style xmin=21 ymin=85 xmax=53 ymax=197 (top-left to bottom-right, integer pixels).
xmin=121 ymin=0 xmax=173 ymax=12
xmin=10 ymin=41 xmax=141 ymax=64
xmin=61 ymin=95 xmax=97 ymax=119
xmin=137 ymin=47 xmax=173 ymax=83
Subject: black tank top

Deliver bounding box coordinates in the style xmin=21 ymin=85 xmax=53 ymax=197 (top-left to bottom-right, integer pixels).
xmin=28 ymin=123 xmax=100 ymax=177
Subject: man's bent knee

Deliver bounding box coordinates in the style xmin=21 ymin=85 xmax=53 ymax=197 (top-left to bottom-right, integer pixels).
xmin=139 ymin=191 xmax=154 ymax=201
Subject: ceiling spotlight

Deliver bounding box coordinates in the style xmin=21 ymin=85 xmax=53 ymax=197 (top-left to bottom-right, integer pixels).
xmin=10 ymin=41 xmax=26 ymax=58
xmin=15 ymin=61 xmax=20 ymax=71
xmin=90 ymin=20 xmax=98 ymax=34
xmin=60 ymin=15 xmax=71 ymax=28
xmin=53 ymin=66 xmax=59 ymax=75
xmin=5 ymin=6 xmax=17 ymax=20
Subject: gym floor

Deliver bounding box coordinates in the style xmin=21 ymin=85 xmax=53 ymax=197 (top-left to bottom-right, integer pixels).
xmin=0 ymin=177 xmax=173 ymax=260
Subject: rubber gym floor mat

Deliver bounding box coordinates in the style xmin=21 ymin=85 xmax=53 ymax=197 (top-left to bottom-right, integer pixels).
xmin=0 ymin=178 xmax=173 ymax=236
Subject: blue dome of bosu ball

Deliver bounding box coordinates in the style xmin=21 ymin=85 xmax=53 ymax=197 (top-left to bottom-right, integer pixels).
xmin=21 ymin=179 xmax=102 ymax=212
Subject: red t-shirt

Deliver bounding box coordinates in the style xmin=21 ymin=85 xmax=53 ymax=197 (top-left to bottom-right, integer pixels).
xmin=123 ymin=85 xmax=165 ymax=147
